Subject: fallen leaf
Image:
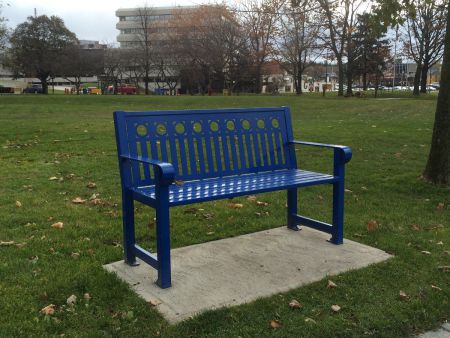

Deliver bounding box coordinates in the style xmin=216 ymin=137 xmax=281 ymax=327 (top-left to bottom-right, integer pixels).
xmin=270 ymin=319 xmax=281 ymax=329
xmin=89 ymin=198 xmax=102 ymax=205
xmin=48 ymin=177 xmax=58 ymax=181
xmin=367 ymin=220 xmax=377 ymax=232
xmin=410 ymin=224 xmax=421 ymax=231
xmin=361 ymin=186 xmax=368 ymax=191
xmin=247 ymin=195 xmax=257 ymax=202
xmin=421 ymin=250 xmax=431 ymax=255
xmin=174 ymin=180 xmax=184 ymax=186
xmin=256 ymin=201 xmax=269 ymax=206
xmin=288 ymin=299 xmax=302 ymax=309
xmin=148 ymin=299 xmax=162 ymax=306
xmin=436 ymin=202 xmax=444 ymax=210
xmin=83 ymin=293 xmax=91 ymax=301
xmin=0 ymin=240 xmax=15 ymax=246
xmin=431 ymin=285 xmax=442 ymax=291
xmin=15 ymin=201 xmax=22 ymax=208
xmin=399 ymin=290 xmax=408 ymax=300
xmin=66 ymin=294 xmax=77 ymax=306
xmin=41 ymin=304 xmax=56 ymax=315
xmin=206 ymin=231 xmax=215 ymax=235
xmin=87 ymin=182 xmax=96 ymax=189
xmin=438 ymin=265 xmax=450 ymax=272
xmin=425 ymin=224 xmax=444 ymax=231
xmin=304 ymin=317 xmax=316 ymax=324
xmin=89 ymin=193 xmax=99 ymax=200
xmin=331 ymin=304 xmax=341 ymax=312
xmin=228 ymin=203 xmax=244 ymax=209
xmin=344 ymin=189 xmax=353 ymax=193
xmin=443 ymin=251 xmax=450 ymax=256
xmin=327 ymin=280 xmax=337 ymax=289
xmin=436 ymin=241 xmax=443 ymax=245
xmin=71 ymin=197 xmax=86 ymax=204
xmin=70 ymin=252 xmax=80 ymax=258
xmin=51 ymin=222 xmax=64 ymax=229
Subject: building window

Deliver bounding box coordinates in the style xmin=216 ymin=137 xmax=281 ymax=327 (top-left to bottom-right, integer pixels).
xmin=119 ymin=16 xmax=126 ymax=21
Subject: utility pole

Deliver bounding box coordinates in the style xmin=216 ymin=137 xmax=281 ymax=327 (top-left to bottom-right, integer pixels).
xmin=392 ymin=25 xmax=398 ymax=92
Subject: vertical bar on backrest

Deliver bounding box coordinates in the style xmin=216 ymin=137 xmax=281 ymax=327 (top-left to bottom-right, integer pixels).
xmin=259 ymin=118 xmax=269 ymax=168
xmin=114 ymin=111 xmax=133 ymax=188
xmin=212 ymin=132 xmax=223 ymax=175
xmin=266 ymin=125 xmax=277 ymax=167
xmin=139 ymin=139 xmax=151 ymax=183
xmin=251 ymin=118 xmax=262 ymax=169
xmin=236 ymin=120 xmax=247 ymax=170
xmin=160 ymin=137 xmax=168 ymax=162
xmin=195 ymin=134 xmax=206 ymax=175
xmin=178 ymin=135 xmax=189 ymax=176
xmin=283 ymin=106 xmax=297 ymax=169
xmin=203 ymin=120 xmax=215 ymax=175
xmin=220 ymin=118 xmax=231 ymax=174
xmin=186 ymin=130 xmax=197 ymax=177
xmin=229 ymin=130 xmax=239 ymax=171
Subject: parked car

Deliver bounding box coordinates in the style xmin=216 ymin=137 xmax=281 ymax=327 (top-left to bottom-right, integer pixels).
xmin=117 ymin=84 xmax=137 ymax=95
xmin=23 ymin=84 xmax=43 ymax=94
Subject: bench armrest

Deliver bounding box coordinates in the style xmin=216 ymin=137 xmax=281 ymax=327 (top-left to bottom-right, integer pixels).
xmin=120 ymin=155 xmax=175 ymax=185
xmin=290 ymin=140 xmax=352 ymax=163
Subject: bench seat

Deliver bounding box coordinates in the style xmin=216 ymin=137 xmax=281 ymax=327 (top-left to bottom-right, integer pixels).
xmin=133 ymin=169 xmax=335 ymax=206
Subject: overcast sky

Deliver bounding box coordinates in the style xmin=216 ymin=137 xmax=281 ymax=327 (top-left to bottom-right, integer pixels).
xmin=2 ymin=0 xmax=203 ymax=43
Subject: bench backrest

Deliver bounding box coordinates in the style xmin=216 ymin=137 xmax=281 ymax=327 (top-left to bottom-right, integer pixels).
xmin=114 ymin=107 xmax=297 ymax=187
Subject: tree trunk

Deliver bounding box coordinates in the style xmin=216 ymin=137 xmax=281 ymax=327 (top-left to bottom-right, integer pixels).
xmin=423 ymin=4 xmax=450 ymax=185
xmin=413 ymin=64 xmax=421 ymax=96
xmin=296 ymin=67 xmax=303 ymax=95
xmin=420 ymin=62 xmax=429 ymax=93
xmin=337 ymin=57 xmax=344 ymax=96
xmin=40 ymin=77 xmax=49 ymax=94
xmin=346 ymin=67 xmax=353 ymax=96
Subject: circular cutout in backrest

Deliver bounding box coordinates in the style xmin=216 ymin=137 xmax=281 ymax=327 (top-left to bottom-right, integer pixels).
xmin=257 ymin=119 xmax=265 ymax=129
xmin=242 ymin=120 xmax=250 ymax=130
xmin=175 ymin=123 xmax=185 ymax=134
xmin=136 ymin=125 xmax=147 ymax=136
xmin=210 ymin=121 xmax=219 ymax=132
xmin=271 ymin=118 xmax=279 ymax=128
xmin=193 ymin=122 xmax=202 ymax=133
xmin=156 ymin=123 xmax=167 ymax=135
xmin=226 ymin=120 xmax=235 ymax=131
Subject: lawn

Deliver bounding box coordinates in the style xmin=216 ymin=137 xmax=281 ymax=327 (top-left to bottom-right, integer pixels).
xmin=0 ymin=94 xmax=448 ymax=337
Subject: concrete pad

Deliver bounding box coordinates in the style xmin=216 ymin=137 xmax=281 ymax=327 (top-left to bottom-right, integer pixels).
xmin=104 ymin=226 xmax=392 ymax=323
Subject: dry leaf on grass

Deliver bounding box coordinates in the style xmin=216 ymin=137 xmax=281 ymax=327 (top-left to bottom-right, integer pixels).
xmin=89 ymin=198 xmax=102 ymax=205
xmin=331 ymin=304 xmax=341 ymax=312
xmin=71 ymin=197 xmax=86 ymax=204
xmin=256 ymin=201 xmax=269 ymax=206
xmin=48 ymin=176 xmax=58 ymax=181
xmin=438 ymin=266 xmax=450 ymax=272
xmin=228 ymin=203 xmax=244 ymax=209
xmin=367 ymin=220 xmax=378 ymax=232
xmin=41 ymin=304 xmax=56 ymax=315
xmin=443 ymin=251 xmax=450 ymax=256
xmin=51 ymin=222 xmax=64 ymax=229
xmin=431 ymin=285 xmax=442 ymax=291
xmin=83 ymin=293 xmax=92 ymax=301
xmin=70 ymin=252 xmax=80 ymax=258
xmin=247 ymin=195 xmax=257 ymax=202
xmin=87 ymin=182 xmax=97 ymax=189
xmin=410 ymin=224 xmax=421 ymax=231
xmin=288 ymin=299 xmax=302 ymax=309
xmin=148 ymin=299 xmax=162 ymax=306
xmin=436 ymin=202 xmax=444 ymax=210
xmin=421 ymin=250 xmax=431 ymax=255
xmin=0 ymin=240 xmax=16 ymax=246
xmin=270 ymin=320 xmax=281 ymax=329
xmin=66 ymin=294 xmax=77 ymax=306
xmin=327 ymin=280 xmax=337 ymax=288
xmin=399 ymin=290 xmax=408 ymax=300
xmin=15 ymin=201 xmax=22 ymax=208
xmin=304 ymin=317 xmax=316 ymax=324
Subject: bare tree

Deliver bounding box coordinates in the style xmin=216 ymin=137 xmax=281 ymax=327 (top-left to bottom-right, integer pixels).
xmin=403 ymin=0 xmax=448 ymax=95
xmin=238 ymin=0 xmax=285 ymax=93
xmin=317 ymin=0 xmax=365 ymax=96
xmin=100 ymin=47 xmax=126 ymax=94
xmin=276 ymin=1 xmax=322 ymax=94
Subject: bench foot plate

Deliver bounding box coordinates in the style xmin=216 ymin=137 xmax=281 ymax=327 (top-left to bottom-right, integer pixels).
xmin=287 ymin=224 xmax=301 ymax=231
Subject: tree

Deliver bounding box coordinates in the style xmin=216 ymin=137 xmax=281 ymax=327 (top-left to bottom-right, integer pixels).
xmin=403 ymin=0 xmax=447 ymax=95
xmin=61 ymin=47 xmax=104 ymax=94
xmin=276 ymin=1 xmax=321 ymax=94
xmin=0 ymin=2 xmax=8 ymax=51
xmin=352 ymin=13 xmax=390 ymax=90
xmin=9 ymin=15 xmax=78 ymax=94
xmin=238 ymin=0 xmax=284 ymax=93
xmin=424 ymin=2 xmax=450 ymax=185
xmin=374 ymin=0 xmax=450 ymax=185
xmin=317 ymin=0 xmax=366 ymax=96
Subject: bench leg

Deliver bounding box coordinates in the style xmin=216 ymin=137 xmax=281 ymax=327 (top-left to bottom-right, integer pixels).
xmin=122 ymin=189 xmax=138 ymax=266
xmin=331 ymin=179 xmax=344 ymax=244
xmin=287 ymin=189 xmax=300 ymax=231
xmin=156 ymin=187 xmax=172 ymax=288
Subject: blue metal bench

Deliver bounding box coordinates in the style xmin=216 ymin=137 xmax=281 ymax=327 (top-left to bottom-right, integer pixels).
xmin=114 ymin=107 xmax=352 ymax=288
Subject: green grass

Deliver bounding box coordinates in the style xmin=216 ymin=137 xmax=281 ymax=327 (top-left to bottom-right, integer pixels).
xmin=0 ymin=94 xmax=448 ymax=337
